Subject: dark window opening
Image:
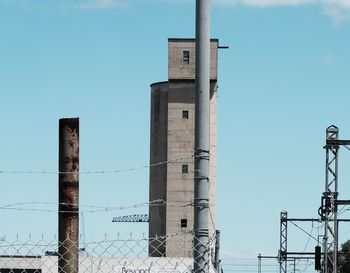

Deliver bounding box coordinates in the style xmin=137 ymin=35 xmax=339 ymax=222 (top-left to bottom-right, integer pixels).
xmin=182 ymin=164 xmax=188 ymax=174
xmin=181 ymin=219 xmax=188 ymax=228
xmin=182 ymin=110 xmax=189 ymax=119
xmin=183 ymin=51 xmax=190 ymax=64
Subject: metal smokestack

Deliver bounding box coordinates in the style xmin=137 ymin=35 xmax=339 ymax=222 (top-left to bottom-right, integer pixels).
xmin=58 ymin=117 xmax=79 ymax=273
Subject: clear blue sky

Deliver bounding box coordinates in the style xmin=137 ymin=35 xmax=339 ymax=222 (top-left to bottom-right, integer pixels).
xmin=1 ymin=0 xmax=350 ymax=271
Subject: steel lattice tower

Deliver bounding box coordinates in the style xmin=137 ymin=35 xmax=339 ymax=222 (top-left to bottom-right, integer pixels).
xmin=279 ymin=211 xmax=287 ymax=273
xmin=322 ymin=125 xmax=339 ymax=273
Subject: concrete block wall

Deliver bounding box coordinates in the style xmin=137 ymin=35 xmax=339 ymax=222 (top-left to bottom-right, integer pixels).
xmin=168 ymin=39 xmax=218 ymax=81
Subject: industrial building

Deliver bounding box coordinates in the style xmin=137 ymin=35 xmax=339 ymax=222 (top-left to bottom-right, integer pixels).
xmin=149 ymin=38 xmax=219 ymax=257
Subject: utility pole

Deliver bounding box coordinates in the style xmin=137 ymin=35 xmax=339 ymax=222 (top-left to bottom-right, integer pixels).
xmin=319 ymin=125 xmax=350 ymax=273
xmin=323 ymin=125 xmax=339 ymax=273
xmin=275 ymin=126 xmax=350 ymax=273
xmin=58 ymin=118 xmax=79 ymax=273
xmin=279 ymin=211 xmax=288 ymax=273
xmin=194 ymin=0 xmax=211 ymax=273
xmin=277 ymin=211 xmax=335 ymax=273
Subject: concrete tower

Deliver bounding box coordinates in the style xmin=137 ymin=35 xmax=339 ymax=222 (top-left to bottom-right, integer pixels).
xmin=149 ymin=38 xmax=218 ymax=257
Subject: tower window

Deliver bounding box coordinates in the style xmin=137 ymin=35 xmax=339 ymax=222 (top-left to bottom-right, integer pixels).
xmin=183 ymin=51 xmax=190 ymax=64
xmin=182 ymin=110 xmax=189 ymax=119
xmin=181 ymin=219 xmax=188 ymax=228
xmin=182 ymin=164 xmax=188 ymax=174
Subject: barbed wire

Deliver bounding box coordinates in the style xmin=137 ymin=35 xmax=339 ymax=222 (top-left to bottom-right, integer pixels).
xmin=0 ymin=200 xmax=156 ymax=213
xmin=0 ymin=199 xmax=205 ymax=214
xmin=0 ymin=155 xmax=195 ymax=175
xmin=0 ymin=230 xmax=201 ymax=247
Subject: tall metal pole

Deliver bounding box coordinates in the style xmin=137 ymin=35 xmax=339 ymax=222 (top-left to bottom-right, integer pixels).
xmin=58 ymin=118 xmax=79 ymax=273
xmin=194 ymin=1 xmax=211 ymax=273
xmin=322 ymin=125 xmax=339 ymax=273
xmin=279 ymin=211 xmax=287 ymax=273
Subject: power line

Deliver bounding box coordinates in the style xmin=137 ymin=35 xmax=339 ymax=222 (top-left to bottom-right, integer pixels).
xmin=296 ymin=224 xmax=314 ymax=267
xmin=221 ymin=258 xmax=258 ymax=261
xmin=224 ymin=269 xmax=263 ymax=271
xmin=343 ymin=145 xmax=350 ymax=151
xmin=223 ymin=264 xmax=278 ymax=267
xmin=289 ymin=221 xmax=318 ymax=242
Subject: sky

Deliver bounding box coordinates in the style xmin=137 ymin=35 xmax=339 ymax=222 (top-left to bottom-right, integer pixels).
xmin=1 ymin=0 xmax=350 ymax=272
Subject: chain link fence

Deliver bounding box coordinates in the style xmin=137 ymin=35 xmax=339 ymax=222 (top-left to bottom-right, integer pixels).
xmin=0 ymin=232 xmax=217 ymax=273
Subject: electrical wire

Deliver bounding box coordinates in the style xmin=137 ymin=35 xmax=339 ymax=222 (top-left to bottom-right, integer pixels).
xmin=343 ymin=145 xmax=350 ymax=151
xmin=338 ymin=206 xmax=350 ymax=216
xmin=338 ymin=205 xmax=347 ymax=216
xmin=299 ymin=259 xmax=313 ymax=273
xmin=289 ymin=221 xmax=318 ymax=242
xmin=295 ymin=223 xmax=314 ymax=267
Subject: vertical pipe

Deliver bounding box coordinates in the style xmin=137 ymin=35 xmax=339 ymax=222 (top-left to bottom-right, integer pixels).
xmin=194 ymin=1 xmax=211 ymax=273
xmin=58 ymin=118 xmax=79 ymax=273
xmin=257 ymin=254 xmax=261 ymax=273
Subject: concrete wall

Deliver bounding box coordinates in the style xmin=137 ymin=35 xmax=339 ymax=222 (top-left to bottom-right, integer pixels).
xmin=149 ymin=81 xmax=217 ymax=257
xmin=165 ymin=82 xmax=196 ymax=258
xmin=168 ymin=39 xmax=218 ymax=81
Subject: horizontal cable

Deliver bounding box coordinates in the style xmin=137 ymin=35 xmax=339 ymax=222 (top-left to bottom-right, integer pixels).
xmin=289 ymin=221 xmax=318 ymax=242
